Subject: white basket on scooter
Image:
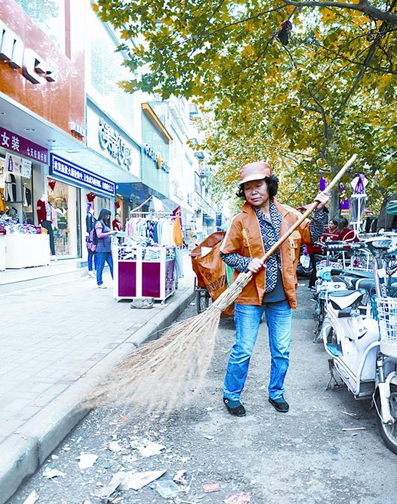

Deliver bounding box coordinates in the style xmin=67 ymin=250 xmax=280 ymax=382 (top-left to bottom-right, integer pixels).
xmin=375 ymin=297 xmax=397 ymax=359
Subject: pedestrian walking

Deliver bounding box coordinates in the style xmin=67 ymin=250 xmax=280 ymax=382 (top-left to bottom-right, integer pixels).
xmin=95 ymin=208 xmax=117 ymax=289
xmin=220 ymin=161 xmax=329 ymax=416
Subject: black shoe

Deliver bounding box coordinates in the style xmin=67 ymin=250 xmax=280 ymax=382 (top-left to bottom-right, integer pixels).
xmin=223 ymin=398 xmax=246 ymax=417
xmin=269 ymin=397 xmax=289 ymax=413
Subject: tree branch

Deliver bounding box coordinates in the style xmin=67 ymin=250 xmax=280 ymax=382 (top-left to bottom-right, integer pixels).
xmin=281 ymin=0 xmax=397 ymax=25
xmin=335 ymin=0 xmax=397 ymax=115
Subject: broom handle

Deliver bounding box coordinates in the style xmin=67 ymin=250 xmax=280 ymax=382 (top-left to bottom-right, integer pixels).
xmin=258 ymin=153 xmax=358 ymax=264
xmin=210 ymin=154 xmax=358 ymax=312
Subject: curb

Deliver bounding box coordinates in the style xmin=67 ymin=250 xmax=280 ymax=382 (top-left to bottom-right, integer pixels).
xmin=0 ymin=287 xmax=195 ymax=504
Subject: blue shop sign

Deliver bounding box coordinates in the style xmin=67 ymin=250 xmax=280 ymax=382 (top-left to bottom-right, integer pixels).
xmin=49 ymin=154 xmax=115 ymax=197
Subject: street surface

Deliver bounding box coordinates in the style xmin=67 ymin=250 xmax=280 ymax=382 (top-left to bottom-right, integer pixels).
xmin=6 ymin=282 xmax=397 ymax=504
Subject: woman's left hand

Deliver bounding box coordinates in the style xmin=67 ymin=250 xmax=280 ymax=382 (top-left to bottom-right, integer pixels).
xmin=248 ymin=257 xmax=265 ymax=274
xmin=314 ymin=191 xmax=329 ymax=210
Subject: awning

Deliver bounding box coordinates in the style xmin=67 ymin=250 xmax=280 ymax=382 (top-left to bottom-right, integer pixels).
xmin=116 ymin=181 xmax=179 ymax=213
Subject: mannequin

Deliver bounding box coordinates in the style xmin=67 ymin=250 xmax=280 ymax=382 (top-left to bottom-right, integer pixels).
xmin=37 ymin=193 xmax=56 ymax=256
xmin=86 ymin=204 xmax=97 ymax=277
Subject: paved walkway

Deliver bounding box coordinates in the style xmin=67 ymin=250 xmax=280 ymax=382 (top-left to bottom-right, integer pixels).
xmin=0 ymin=254 xmax=195 ymax=504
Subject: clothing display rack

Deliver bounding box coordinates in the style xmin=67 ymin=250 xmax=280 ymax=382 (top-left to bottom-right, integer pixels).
xmin=113 ymin=196 xmax=178 ymax=302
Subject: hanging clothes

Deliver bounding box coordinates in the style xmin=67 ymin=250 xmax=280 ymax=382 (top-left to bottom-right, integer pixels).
xmin=0 ymin=188 xmax=6 ymax=213
xmin=4 ymin=173 xmax=17 ymax=202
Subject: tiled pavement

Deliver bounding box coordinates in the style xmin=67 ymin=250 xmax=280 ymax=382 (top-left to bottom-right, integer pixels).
xmin=0 ymin=254 xmax=195 ymax=504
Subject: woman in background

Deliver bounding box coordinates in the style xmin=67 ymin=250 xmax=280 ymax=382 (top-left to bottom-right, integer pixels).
xmin=95 ymin=208 xmax=117 ymax=289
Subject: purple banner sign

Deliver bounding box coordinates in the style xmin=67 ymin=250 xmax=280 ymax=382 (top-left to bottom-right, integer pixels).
xmin=0 ymin=126 xmax=48 ymax=164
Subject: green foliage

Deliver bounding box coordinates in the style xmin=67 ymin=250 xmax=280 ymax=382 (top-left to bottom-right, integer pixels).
xmin=93 ymin=0 xmax=397 ymax=213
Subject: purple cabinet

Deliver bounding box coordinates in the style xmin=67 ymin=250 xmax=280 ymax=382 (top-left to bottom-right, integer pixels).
xmin=114 ymin=246 xmax=175 ymax=302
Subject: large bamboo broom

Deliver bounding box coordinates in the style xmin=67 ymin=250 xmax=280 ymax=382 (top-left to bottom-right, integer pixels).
xmin=93 ymin=154 xmax=357 ymax=415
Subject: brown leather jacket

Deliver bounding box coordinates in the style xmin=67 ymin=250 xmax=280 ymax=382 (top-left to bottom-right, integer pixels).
xmin=220 ymin=200 xmax=316 ymax=309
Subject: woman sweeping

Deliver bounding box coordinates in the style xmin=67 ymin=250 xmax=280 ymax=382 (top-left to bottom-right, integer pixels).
xmin=220 ymin=161 xmax=329 ymax=416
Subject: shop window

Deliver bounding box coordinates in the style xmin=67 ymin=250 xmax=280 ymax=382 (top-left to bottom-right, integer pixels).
xmin=48 ymin=180 xmax=78 ymax=258
xmin=0 ymin=154 xmax=34 ymax=224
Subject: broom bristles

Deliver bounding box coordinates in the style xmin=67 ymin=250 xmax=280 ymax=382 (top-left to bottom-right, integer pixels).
xmin=89 ymin=270 xmax=254 ymax=416
xmin=90 ymin=309 xmax=221 ymax=415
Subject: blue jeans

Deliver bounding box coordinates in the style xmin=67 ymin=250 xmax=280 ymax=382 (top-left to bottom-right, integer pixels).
xmin=96 ymin=252 xmax=113 ymax=286
xmin=223 ymin=300 xmax=292 ymax=402
xmin=88 ymin=251 xmax=97 ymax=272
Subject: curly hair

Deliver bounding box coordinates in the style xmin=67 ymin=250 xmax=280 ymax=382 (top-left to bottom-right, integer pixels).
xmin=236 ymin=175 xmax=279 ymax=200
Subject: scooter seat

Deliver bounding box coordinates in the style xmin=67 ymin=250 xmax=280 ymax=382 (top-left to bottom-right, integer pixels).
xmin=351 ymin=278 xmax=375 ymax=295
xmin=328 ymin=289 xmax=365 ymax=311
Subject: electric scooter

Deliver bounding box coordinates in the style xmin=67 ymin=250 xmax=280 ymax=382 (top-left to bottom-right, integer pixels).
xmin=312 ymin=241 xmax=375 ymax=343
xmin=322 ymin=236 xmax=397 ymax=453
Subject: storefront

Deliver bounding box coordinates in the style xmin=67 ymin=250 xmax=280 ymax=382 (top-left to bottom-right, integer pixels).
xmin=49 ymin=153 xmax=116 ymax=255
xmin=0 ymin=127 xmax=53 ymax=269
xmin=0 ymin=128 xmax=48 ymax=225
xmin=0 ymin=0 xmax=87 ymax=266
xmin=85 ymin=102 xmax=141 ymax=229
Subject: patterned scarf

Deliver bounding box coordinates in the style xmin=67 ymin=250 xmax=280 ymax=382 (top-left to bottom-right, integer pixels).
xmin=254 ymin=203 xmax=282 ymax=292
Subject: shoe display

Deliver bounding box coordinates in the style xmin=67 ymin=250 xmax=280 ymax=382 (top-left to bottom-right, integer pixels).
xmin=223 ymin=398 xmax=246 ymax=417
xmin=269 ymin=397 xmax=289 ymax=413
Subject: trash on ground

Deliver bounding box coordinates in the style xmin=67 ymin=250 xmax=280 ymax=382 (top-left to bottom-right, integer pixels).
xmin=130 ymin=298 xmax=154 ymax=309
xmin=203 ymin=482 xmax=221 ymax=493
xmin=342 ymin=411 xmax=358 ymax=418
xmin=97 ymin=472 xmax=126 ymax=500
xmin=130 ymin=438 xmax=166 ymax=457
xmin=43 ymin=467 xmax=66 ymax=479
xmin=342 ymin=427 xmax=366 ymax=431
xmin=155 ymin=480 xmax=180 ymax=499
xmin=203 ymin=434 xmax=214 ymax=440
xmin=78 ymin=452 xmax=99 ymax=470
xmin=22 ymin=491 xmax=39 ymax=504
xmin=124 ymin=470 xmax=167 ymax=490
xmin=108 ymin=441 xmax=121 ymax=452
xmin=173 ymin=470 xmax=187 ymax=484
xmin=99 ymin=469 xmax=167 ymax=497
xmin=224 ymin=491 xmax=252 ymax=503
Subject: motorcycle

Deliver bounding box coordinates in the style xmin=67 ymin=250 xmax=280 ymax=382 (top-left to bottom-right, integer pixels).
xmin=321 ymin=236 xmax=397 ymax=453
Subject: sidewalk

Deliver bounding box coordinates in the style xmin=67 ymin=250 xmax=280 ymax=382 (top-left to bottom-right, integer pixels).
xmin=0 ymin=254 xmax=195 ymax=504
